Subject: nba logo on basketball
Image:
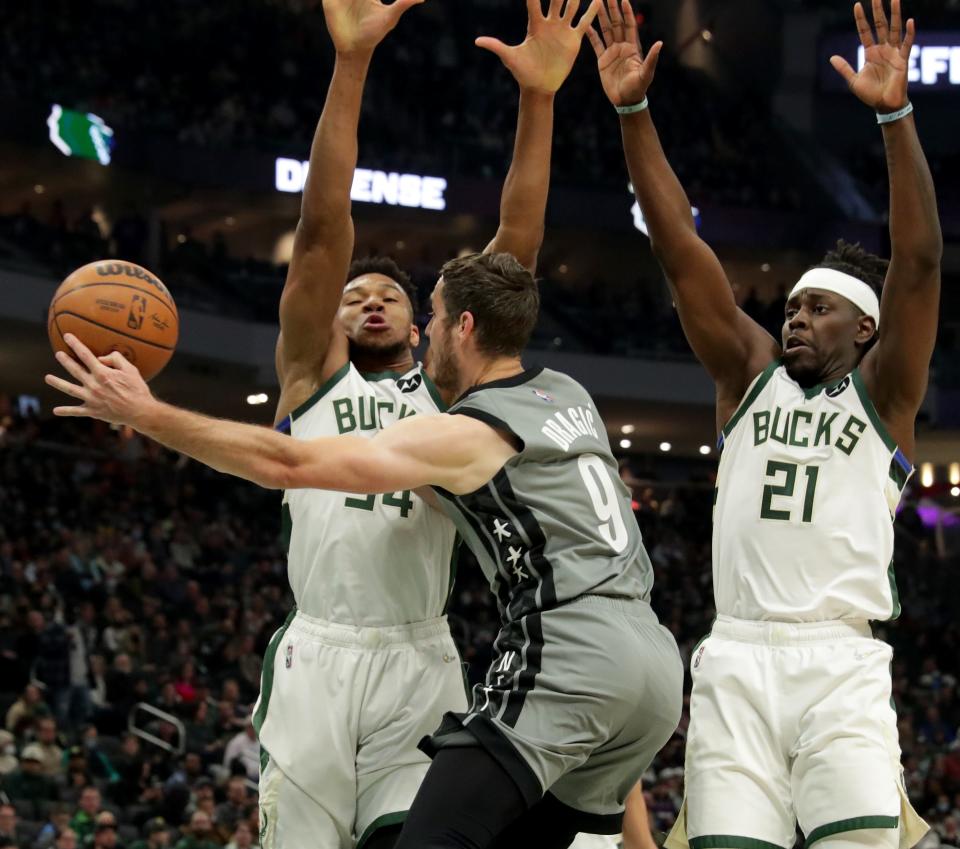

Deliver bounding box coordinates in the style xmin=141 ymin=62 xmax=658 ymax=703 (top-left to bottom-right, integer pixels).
xmin=285 ymin=644 xmax=293 ymax=669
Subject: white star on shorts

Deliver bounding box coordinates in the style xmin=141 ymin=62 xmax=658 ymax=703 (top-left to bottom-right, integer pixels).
xmin=493 ymin=518 xmax=512 ymax=541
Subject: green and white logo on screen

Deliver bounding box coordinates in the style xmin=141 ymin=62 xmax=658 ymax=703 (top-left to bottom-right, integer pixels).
xmin=47 ymin=104 xmax=114 ymax=166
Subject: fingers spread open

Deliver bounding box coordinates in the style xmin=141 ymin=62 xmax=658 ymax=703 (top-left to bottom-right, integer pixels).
xmin=853 ymin=2 xmax=875 ymax=49
xmin=45 ymin=373 xmax=88 ymax=401
xmin=871 ymin=0 xmax=889 ymax=44
xmin=576 ymin=0 xmax=600 ymax=33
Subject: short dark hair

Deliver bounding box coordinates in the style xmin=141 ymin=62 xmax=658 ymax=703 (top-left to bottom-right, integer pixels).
xmin=814 ymin=240 xmax=888 ymax=297
xmin=347 ymin=256 xmax=418 ymax=315
xmin=439 ymin=253 xmax=539 ymax=357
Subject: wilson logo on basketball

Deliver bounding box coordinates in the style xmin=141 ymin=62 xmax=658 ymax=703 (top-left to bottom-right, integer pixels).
xmin=95 ymin=262 xmax=170 ymax=297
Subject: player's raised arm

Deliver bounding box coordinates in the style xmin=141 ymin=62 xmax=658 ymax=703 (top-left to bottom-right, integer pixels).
xmin=832 ymin=0 xmax=942 ymax=437
xmin=479 ymin=0 xmax=598 ymax=272
xmin=45 ymin=335 xmax=511 ymax=496
xmin=275 ymin=0 xmax=425 ymax=422
xmin=587 ymin=0 xmax=778 ymax=404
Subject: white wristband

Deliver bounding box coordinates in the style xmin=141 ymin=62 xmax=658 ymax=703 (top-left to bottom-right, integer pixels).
xmin=616 ymin=97 xmax=649 ymax=115
xmin=876 ymin=101 xmax=913 ymax=125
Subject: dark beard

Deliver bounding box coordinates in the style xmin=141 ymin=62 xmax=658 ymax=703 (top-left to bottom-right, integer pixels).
xmin=348 ymin=338 xmax=410 ymax=366
xmin=431 ymin=347 xmax=460 ymax=393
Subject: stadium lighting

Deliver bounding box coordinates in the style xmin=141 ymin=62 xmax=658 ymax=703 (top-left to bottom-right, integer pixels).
xmin=619 ymin=439 xmax=632 ymax=449
xmin=952 ymin=486 xmax=960 ymax=498
xmin=621 ymin=424 xmax=635 ymax=435
xmin=920 ymin=463 xmax=935 ymax=488
xmin=699 ymin=445 xmax=711 ymax=455
xmin=950 ymin=463 xmax=960 ymax=485
xmin=246 ymin=394 xmax=269 ymax=406
xmin=659 ymin=442 xmax=672 ymax=452
xmin=701 ymin=29 xmax=713 ymax=42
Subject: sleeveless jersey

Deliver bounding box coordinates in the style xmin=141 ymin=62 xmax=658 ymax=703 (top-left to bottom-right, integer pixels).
xmin=434 ymin=367 xmax=652 ymax=623
xmin=713 ymin=361 xmax=913 ymax=622
xmin=277 ymin=362 xmax=458 ymax=626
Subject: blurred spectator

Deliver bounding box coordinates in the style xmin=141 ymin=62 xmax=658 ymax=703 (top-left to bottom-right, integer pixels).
xmin=0 ymin=803 xmax=36 ymax=847
xmin=222 ymin=722 xmax=258 ymax=784
xmin=129 ymin=818 xmax=170 ymax=849
xmin=0 ymin=731 xmax=17 ymax=775
xmin=2 ymin=743 xmax=60 ymax=810
xmin=6 ymin=684 xmax=49 ymax=736
xmin=91 ymin=812 xmax=122 ymax=849
xmin=34 ymin=717 xmax=64 ymax=778
xmin=223 ymin=823 xmax=253 ymax=849
xmin=55 ymin=828 xmax=78 ymax=849
xmin=212 ymin=776 xmax=249 ymax=840
xmin=69 ymin=786 xmax=103 ymax=845
xmin=173 ymin=812 xmax=217 ymax=849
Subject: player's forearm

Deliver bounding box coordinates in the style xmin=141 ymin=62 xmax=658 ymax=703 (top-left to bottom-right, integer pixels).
xmin=298 ymin=53 xmax=372 ymax=238
xmin=127 ymin=401 xmax=294 ymax=488
xmin=620 ymin=110 xmax=700 ymax=269
xmin=487 ymin=90 xmax=555 ymax=272
xmin=621 ymin=785 xmax=657 ymax=849
xmin=883 ymin=116 xmax=942 ymax=274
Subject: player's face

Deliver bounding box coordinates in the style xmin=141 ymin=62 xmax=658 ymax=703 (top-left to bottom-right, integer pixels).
xmin=781 ymin=288 xmax=869 ymax=385
xmin=338 ymin=275 xmax=418 ymax=355
xmin=426 ymin=279 xmax=461 ymax=393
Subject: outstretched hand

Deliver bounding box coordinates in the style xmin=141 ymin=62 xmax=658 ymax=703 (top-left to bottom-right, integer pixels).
xmin=323 ymin=0 xmax=425 ymax=56
xmin=476 ymin=0 xmax=600 ymax=95
xmin=45 ymin=334 xmax=155 ymax=426
xmin=585 ymin=0 xmax=662 ymax=108
xmin=830 ymin=0 xmax=915 ymax=113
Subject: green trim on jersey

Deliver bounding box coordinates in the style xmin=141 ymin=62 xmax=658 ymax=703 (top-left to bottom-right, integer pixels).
xmin=888 ymin=455 xmax=910 ymax=490
xmin=280 ymin=502 xmax=292 ymax=554
xmin=442 ymin=535 xmax=462 ymax=614
xmin=721 ymin=360 xmax=780 ymax=439
xmin=851 ymin=369 xmax=898 ymax=453
xmin=690 ymin=835 xmax=787 ymax=849
xmin=252 ymin=611 xmax=295 ymax=739
xmin=805 ymin=815 xmax=898 ymax=847
xmin=887 ymin=557 xmax=902 ymax=620
xmin=422 ymin=370 xmax=448 ymax=411
xmin=290 ymin=363 xmax=352 ymax=420
xmin=356 ymin=812 xmax=408 ymax=849
xmin=359 ymin=369 xmax=406 ymax=381
xmin=801 ymin=373 xmax=848 ymax=400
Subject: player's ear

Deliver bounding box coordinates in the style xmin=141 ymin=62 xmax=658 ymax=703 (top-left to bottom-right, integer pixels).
xmin=409 ymin=323 xmax=421 ymax=348
xmin=856 ymin=315 xmax=877 ymax=345
xmin=458 ymin=311 xmax=475 ymax=339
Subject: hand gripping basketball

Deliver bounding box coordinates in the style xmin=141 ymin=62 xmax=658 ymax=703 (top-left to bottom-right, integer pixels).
xmin=45 ymin=333 xmax=157 ymax=427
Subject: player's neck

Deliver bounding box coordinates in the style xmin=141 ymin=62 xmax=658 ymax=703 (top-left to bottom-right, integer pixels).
xmin=349 ymin=346 xmax=416 ymax=376
xmin=462 ymin=356 xmax=525 ymax=393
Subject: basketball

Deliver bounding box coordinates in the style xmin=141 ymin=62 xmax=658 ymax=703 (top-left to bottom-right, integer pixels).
xmin=47 ymin=260 xmax=179 ymax=381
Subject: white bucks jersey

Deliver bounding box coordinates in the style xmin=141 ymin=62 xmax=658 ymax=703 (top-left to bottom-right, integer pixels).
xmin=714 ymin=361 xmax=913 ymax=622
xmin=277 ymin=363 xmax=458 ymax=626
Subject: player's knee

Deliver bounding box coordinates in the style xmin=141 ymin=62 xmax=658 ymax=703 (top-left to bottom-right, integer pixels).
xmin=812 ymin=827 xmax=899 ymax=849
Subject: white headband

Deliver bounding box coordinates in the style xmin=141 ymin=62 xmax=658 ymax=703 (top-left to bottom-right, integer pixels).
xmin=788 ymin=268 xmax=880 ymax=328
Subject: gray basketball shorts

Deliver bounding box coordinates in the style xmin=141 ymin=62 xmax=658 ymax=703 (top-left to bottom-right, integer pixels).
xmin=420 ymin=595 xmax=683 ymax=831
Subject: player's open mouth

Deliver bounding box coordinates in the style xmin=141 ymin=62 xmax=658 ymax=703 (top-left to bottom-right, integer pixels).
xmin=363 ymin=316 xmax=388 ymax=330
xmin=785 ymin=336 xmax=811 ymax=352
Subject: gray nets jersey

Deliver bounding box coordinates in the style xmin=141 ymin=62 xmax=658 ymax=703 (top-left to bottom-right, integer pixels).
xmin=434 ymin=367 xmax=653 ymax=621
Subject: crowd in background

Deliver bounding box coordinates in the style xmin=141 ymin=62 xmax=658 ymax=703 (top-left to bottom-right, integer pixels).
xmin=1 ymin=398 xmax=959 ymax=847
xmin=2 ymin=0 xmax=813 ymax=211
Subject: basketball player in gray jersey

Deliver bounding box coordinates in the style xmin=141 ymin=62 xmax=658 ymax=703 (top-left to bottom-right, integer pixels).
xmin=48 ymin=250 xmax=683 ymax=849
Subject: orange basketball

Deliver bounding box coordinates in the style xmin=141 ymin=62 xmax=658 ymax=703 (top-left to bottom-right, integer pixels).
xmin=48 ymin=260 xmax=179 ymax=381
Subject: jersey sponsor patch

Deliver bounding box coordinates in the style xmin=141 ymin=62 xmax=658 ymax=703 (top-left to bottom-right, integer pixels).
xmin=826 ymin=376 xmax=851 ymax=398
xmin=397 ymin=373 xmax=423 ymax=394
